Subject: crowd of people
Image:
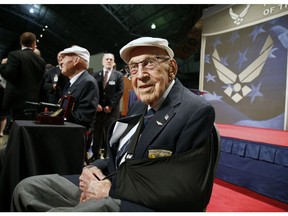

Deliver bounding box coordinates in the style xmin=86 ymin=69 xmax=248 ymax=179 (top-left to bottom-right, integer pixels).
xmin=0 ymin=32 xmax=216 ymax=212
xmin=0 ymin=32 xmax=124 ymax=158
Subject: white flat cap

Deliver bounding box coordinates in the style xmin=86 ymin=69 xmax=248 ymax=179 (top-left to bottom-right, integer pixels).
xmin=120 ymin=37 xmax=174 ymax=63
xmin=60 ymin=45 xmax=90 ymax=63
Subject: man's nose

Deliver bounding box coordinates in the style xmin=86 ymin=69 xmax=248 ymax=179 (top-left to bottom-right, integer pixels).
xmin=136 ymin=65 xmax=146 ymax=78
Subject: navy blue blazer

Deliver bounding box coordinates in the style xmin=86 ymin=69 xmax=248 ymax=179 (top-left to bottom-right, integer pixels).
xmin=64 ymin=71 xmax=99 ymax=129
xmin=104 ymin=79 xmax=215 ymax=211
xmin=92 ymin=69 xmax=123 ymax=116
xmin=0 ymin=48 xmax=45 ymax=110
xmin=67 ymin=79 xmax=215 ymax=211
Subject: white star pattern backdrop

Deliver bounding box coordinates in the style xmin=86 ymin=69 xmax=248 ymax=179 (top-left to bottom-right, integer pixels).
xmin=200 ymin=5 xmax=288 ymax=130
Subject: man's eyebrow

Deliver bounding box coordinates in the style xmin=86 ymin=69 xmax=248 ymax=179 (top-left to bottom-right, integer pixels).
xmin=128 ymin=56 xmax=154 ymax=64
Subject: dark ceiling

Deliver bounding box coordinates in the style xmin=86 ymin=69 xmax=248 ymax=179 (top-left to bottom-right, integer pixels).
xmin=0 ymin=4 xmax=212 ymax=73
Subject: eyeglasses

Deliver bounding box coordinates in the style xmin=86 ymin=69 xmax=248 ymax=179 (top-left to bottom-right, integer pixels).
xmin=124 ymin=56 xmax=170 ymax=77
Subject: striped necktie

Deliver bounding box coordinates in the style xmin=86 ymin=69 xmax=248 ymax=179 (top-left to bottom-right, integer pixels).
xmin=115 ymin=139 xmax=130 ymax=167
xmin=144 ymin=108 xmax=156 ymax=127
xmin=103 ymin=70 xmax=109 ymax=88
xmin=115 ymin=109 xmax=155 ymax=167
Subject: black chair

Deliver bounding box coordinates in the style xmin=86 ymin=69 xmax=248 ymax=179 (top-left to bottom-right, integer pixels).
xmin=203 ymin=123 xmax=221 ymax=211
xmin=212 ymin=123 xmax=221 ymax=176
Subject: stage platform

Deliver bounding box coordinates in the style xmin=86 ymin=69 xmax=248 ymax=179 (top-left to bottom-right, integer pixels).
xmin=216 ymin=124 xmax=288 ymax=203
xmin=217 ymin=124 xmax=288 ymax=147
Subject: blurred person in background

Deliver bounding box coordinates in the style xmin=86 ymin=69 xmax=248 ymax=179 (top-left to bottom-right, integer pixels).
xmin=0 ymin=32 xmax=45 ymax=120
xmin=91 ymin=53 xmax=123 ymax=160
xmin=40 ymin=52 xmax=69 ymax=104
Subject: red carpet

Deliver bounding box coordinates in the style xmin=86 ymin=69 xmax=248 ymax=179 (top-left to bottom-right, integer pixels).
xmin=217 ymin=123 xmax=288 ymax=147
xmin=207 ymin=124 xmax=288 ymax=212
xmin=207 ymin=178 xmax=288 ymax=212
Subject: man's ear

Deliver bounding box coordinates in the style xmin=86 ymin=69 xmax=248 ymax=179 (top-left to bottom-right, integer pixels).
xmin=31 ymin=42 xmax=37 ymax=50
xmin=169 ymin=59 xmax=178 ymax=80
xmin=74 ymin=56 xmax=80 ymax=66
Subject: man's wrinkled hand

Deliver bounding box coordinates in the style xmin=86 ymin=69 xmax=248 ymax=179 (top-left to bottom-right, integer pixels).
xmin=104 ymin=106 xmax=112 ymax=113
xmin=79 ymin=179 xmax=112 ymax=203
xmin=97 ymin=104 xmax=103 ymax=112
xmin=1 ymin=58 xmax=8 ymax=64
xmin=79 ymin=166 xmax=105 ymax=191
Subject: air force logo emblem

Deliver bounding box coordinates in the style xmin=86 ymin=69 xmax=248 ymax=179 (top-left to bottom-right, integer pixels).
xmin=229 ymin=4 xmax=250 ymax=26
xmin=212 ymin=35 xmax=274 ymax=103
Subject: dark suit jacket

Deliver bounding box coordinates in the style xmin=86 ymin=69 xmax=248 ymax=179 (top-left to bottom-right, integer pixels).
xmin=64 ymin=71 xmax=99 ymax=129
xmin=92 ymin=69 xmax=124 ymax=117
xmin=0 ymin=48 xmax=45 ymax=110
xmin=97 ymin=79 xmax=215 ymax=211
xmin=40 ymin=65 xmax=69 ymax=103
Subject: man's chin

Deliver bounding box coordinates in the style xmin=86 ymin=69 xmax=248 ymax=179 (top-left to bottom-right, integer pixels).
xmin=139 ymin=95 xmax=156 ymax=105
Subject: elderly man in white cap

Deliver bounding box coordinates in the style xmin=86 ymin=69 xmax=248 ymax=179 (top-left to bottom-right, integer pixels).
xmin=58 ymin=45 xmax=99 ymax=129
xmin=11 ymin=37 xmax=215 ymax=212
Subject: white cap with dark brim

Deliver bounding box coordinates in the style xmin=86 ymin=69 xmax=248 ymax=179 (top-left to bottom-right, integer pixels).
xmin=59 ymin=45 xmax=90 ymax=63
xmin=120 ymin=37 xmax=174 ymax=64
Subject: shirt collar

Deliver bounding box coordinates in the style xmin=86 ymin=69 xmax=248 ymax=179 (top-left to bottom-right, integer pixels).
xmin=21 ymin=47 xmax=33 ymax=50
xmin=103 ymin=68 xmax=112 ymax=74
xmin=69 ymin=70 xmax=85 ymax=86
xmin=148 ymin=79 xmax=175 ymax=111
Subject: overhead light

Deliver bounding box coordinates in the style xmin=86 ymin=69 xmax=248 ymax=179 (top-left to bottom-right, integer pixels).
xmin=29 ymin=4 xmax=41 ymax=14
xmin=40 ymin=34 xmax=43 ymax=38
xmin=45 ymin=25 xmax=48 ymax=29
xmin=33 ymin=4 xmax=40 ymax=9
xmin=151 ymin=23 xmax=156 ymax=29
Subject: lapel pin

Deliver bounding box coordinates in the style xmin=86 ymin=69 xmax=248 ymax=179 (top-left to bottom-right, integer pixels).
xmin=156 ymin=121 xmax=163 ymax=125
xmin=164 ymin=114 xmax=169 ymax=120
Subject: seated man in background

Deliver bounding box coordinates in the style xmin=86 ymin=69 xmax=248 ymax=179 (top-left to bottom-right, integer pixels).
xmin=11 ymin=37 xmax=215 ymax=212
xmin=58 ymin=45 xmax=99 ymax=130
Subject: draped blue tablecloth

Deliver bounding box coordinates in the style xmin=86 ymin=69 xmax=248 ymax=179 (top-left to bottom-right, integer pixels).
xmin=216 ymin=136 xmax=288 ymax=203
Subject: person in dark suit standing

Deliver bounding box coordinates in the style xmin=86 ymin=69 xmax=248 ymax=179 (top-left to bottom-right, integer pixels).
xmin=11 ymin=37 xmax=215 ymax=212
xmin=91 ymin=53 xmax=124 ymax=159
xmin=0 ymin=32 xmax=46 ymax=120
xmin=58 ymin=45 xmax=99 ymax=130
xmin=40 ymin=52 xmax=69 ymax=104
